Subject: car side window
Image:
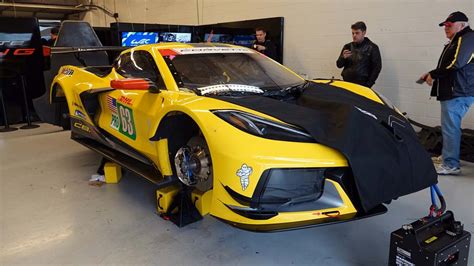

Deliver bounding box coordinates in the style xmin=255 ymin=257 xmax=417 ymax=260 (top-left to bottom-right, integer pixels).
xmin=114 ymin=51 xmax=166 ymax=88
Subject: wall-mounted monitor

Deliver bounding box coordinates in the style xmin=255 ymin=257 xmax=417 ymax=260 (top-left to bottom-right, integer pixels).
xmin=159 ymin=32 xmax=192 ymax=43
xmin=233 ymin=35 xmax=255 ymax=47
xmin=121 ymin=31 xmax=159 ymax=47
xmin=204 ymin=33 xmax=233 ymax=43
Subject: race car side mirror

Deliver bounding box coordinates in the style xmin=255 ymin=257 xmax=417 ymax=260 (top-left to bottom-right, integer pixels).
xmin=110 ymin=78 xmax=160 ymax=93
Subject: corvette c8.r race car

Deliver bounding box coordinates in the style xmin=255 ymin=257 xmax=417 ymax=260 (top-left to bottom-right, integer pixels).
xmin=50 ymin=43 xmax=437 ymax=231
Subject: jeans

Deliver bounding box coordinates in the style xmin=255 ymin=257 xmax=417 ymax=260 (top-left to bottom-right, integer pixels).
xmin=440 ymin=96 xmax=474 ymax=168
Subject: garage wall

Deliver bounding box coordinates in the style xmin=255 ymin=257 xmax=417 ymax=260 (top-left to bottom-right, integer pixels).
xmin=85 ymin=0 xmax=474 ymax=129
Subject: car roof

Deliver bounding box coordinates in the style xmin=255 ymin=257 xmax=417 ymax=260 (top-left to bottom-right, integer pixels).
xmin=123 ymin=42 xmax=254 ymax=54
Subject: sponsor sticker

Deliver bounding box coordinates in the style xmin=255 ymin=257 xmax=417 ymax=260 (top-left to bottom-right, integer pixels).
xmin=118 ymin=95 xmax=133 ymax=105
xmin=236 ymin=164 xmax=253 ymax=191
xmin=61 ymin=67 xmax=74 ymax=76
xmin=110 ymin=114 xmax=120 ymax=130
xmin=74 ymin=109 xmax=86 ymax=119
xmin=172 ymin=47 xmax=253 ymax=55
xmin=73 ymin=122 xmax=90 ymax=133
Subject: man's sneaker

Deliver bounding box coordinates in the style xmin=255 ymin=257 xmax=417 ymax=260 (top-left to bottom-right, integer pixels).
xmin=431 ymin=155 xmax=442 ymax=164
xmin=436 ymin=164 xmax=461 ymax=175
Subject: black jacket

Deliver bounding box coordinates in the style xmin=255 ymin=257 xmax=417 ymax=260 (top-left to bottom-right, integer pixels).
xmin=336 ymin=38 xmax=382 ymax=87
xmin=430 ymin=26 xmax=474 ymax=101
xmin=252 ymin=39 xmax=277 ymax=61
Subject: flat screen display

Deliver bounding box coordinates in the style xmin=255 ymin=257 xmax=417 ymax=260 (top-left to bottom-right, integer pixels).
xmin=204 ymin=33 xmax=233 ymax=43
xmin=233 ymin=35 xmax=255 ymax=47
xmin=121 ymin=32 xmax=159 ymax=47
xmin=159 ymin=32 xmax=191 ymax=43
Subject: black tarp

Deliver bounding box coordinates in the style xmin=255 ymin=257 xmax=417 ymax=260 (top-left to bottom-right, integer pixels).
xmin=216 ymin=82 xmax=437 ymax=211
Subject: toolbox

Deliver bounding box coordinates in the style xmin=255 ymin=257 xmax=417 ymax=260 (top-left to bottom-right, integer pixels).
xmin=389 ymin=211 xmax=471 ymax=265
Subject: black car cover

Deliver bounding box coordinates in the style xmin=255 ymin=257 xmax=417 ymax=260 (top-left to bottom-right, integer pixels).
xmin=215 ymin=82 xmax=437 ymax=212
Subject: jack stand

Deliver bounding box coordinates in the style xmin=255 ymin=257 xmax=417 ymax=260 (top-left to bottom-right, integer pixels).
xmin=96 ymin=157 xmax=122 ymax=184
xmin=18 ymin=75 xmax=39 ymax=130
xmin=164 ymin=186 xmax=202 ymax=227
xmin=0 ymin=86 xmax=18 ymax=132
xmin=104 ymin=162 xmax=122 ymax=184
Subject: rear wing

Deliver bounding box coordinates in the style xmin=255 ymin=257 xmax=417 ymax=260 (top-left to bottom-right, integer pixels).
xmin=43 ymin=46 xmax=128 ymax=69
xmin=49 ymin=46 xmax=128 ymax=55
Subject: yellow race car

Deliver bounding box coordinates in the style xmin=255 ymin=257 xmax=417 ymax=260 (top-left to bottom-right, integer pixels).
xmin=50 ymin=43 xmax=437 ymax=231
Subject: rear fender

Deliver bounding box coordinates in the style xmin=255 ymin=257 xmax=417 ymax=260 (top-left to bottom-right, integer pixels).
xmin=51 ymin=66 xmax=112 ymax=120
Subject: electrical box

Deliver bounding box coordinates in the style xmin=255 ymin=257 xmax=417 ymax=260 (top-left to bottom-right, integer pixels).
xmin=389 ymin=211 xmax=470 ymax=265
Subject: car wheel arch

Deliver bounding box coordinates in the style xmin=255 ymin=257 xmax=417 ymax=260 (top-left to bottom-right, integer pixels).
xmin=50 ymin=83 xmax=71 ymax=130
xmin=151 ymin=111 xmax=204 ymax=176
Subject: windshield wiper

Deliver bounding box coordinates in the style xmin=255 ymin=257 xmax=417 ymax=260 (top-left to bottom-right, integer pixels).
xmin=283 ymin=80 xmax=310 ymax=93
xmin=263 ymin=80 xmax=310 ymax=98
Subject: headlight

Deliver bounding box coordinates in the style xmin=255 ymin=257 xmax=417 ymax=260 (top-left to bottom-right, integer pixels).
xmin=212 ymin=110 xmax=315 ymax=142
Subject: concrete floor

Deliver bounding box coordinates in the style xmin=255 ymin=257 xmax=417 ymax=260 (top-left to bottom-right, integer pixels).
xmin=1 ymin=123 xmax=473 ymax=265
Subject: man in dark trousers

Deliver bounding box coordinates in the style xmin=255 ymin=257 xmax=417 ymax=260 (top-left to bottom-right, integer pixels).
xmin=420 ymin=11 xmax=474 ymax=175
xmin=252 ymin=27 xmax=277 ymax=61
xmin=336 ymin=21 xmax=382 ymax=88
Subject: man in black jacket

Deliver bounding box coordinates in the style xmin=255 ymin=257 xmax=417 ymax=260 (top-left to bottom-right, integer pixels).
xmin=420 ymin=11 xmax=474 ymax=175
xmin=252 ymin=27 xmax=277 ymax=61
xmin=336 ymin=21 xmax=382 ymax=88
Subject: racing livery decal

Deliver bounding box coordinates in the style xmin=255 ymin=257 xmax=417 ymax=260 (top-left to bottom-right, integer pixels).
xmin=118 ymin=95 xmax=133 ymax=105
xmin=74 ymin=109 xmax=86 ymax=119
xmin=61 ymin=67 xmax=74 ymax=76
xmin=107 ymin=95 xmax=117 ymax=113
xmin=107 ymin=95 xmax=135 ymax=139
xmin=236 ymin=164 xmax=252 ymax=191
xmin=110 ymin=114 xmax=120 ymax=130
xmin=73 ymin=121 xmax=91 ymax=133
xmin=117 ymin=103 xmax=136 ymax=140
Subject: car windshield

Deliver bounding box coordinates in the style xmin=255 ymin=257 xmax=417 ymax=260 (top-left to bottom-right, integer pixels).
xmin=165 ymin=52 xmax=304 ymax=95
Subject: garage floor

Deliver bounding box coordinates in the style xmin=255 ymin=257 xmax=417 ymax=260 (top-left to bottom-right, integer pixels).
xmin=1 ymin=123 xmax=473 ymax=265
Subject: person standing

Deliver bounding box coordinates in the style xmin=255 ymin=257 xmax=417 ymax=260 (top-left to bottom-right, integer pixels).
xmin=47 ymin=27 xmax=59 ymax=46
xmin=252 ymin=27 xmax=277 ymax=61
xmin=419 ymin=11 xmax=474 ymax=175
xmin=336 ymin=21 xmax=382 ymax=88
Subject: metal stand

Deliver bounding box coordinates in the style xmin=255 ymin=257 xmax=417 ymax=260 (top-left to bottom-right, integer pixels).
xmin=18 ymin=75 xmax=39 ymax=129
xmin=164 ymin=186 xmax=203 ymax=227
xmin=0 ymin=86 xmax=18 ymax=132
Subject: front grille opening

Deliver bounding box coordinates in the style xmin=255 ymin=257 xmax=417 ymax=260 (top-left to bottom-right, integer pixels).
xmin=256 ymin=168 xmax=326 ymax=212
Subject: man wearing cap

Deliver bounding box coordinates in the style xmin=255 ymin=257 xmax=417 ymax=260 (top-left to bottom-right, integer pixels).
xmin=420 ymin=11 xmax=474 ymax=175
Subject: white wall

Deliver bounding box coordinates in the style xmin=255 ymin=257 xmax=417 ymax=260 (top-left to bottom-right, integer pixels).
xmin=85 ymin=0 xmax=474 ymax=128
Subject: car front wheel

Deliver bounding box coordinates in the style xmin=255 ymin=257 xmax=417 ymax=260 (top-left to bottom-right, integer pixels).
xmin=174 ymin=136 xmax=213 ymax=192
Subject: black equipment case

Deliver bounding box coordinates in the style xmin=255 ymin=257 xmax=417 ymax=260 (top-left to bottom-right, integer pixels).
xmin=389 ymin=211 xmax=471 ymax=265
